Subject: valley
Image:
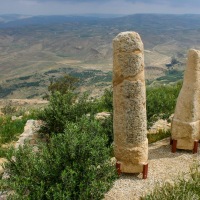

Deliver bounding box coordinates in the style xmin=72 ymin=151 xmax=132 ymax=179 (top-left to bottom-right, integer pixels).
xmin=0 ymin=14 xmax=200 ymax=98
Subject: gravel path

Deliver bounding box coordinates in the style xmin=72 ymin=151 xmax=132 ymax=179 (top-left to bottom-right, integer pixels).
xmin=105 ymin=137 xmax=200 ymax=200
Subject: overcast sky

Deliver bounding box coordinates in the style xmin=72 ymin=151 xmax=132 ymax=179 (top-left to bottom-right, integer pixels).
xmin=1 ymin=0 xmax=200 ymax=16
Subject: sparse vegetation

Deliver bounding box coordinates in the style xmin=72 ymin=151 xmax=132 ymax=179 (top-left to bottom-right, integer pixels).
xmin=143 ymin=164 xmax=200 ymax=200
xmin=156 ymin=70 xmax=184 ymax=84
xmin=1 ymin=101 xmax=16 ymax=116
xmin=48 ymin=74 xmax=79 ymax=95
xmin=2 ymin=14 xmax=198 ymax=99
xmin=171 ymin=56 xmax=180 ymax=66
xmin=148 ymin=130 xmax=171 ymax=144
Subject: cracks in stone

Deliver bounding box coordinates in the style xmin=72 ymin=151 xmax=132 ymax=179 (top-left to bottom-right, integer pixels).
xmin=113 ymin=70 xmax=145 ymax=87
xmin=133 ymin=49 xmax=142 ymax=54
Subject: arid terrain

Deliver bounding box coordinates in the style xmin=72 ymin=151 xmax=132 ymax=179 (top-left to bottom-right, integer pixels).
xmin=1 ymin=14 xmax=200 ymax=98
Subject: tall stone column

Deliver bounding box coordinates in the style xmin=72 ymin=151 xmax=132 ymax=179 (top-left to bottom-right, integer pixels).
xmin=171 ymin=49 xmax=200 ymax=152
xmin=113 ymin=32 xmax=148 ymax=175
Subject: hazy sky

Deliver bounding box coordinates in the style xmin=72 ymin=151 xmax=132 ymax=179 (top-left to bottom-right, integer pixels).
xmin=1 ymin=0 xmax=200 ymax=15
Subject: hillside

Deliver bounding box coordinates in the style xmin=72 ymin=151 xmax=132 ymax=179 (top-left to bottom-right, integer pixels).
xmin=0 ymin=14 xmax=200 ymax=98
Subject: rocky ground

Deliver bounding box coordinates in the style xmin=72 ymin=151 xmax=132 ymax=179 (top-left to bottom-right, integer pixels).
xmin=105 ymin=137 xmax=199 ymax=200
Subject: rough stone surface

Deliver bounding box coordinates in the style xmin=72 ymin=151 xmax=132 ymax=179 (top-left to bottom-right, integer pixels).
xmin=171 ymin=49 xmax=200 ymax=150
xmin=113 ymin=31 xmax=148 ymax=173
xmin=15 ymin=120 xmax=42 ymax=148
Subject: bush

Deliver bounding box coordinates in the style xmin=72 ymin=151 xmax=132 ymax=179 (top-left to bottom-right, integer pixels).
xmin=146 ymin=82 xmax=182 ymax=127
xmin=99 ymin=114 xmax=113 ymax=146
xmin=1 ymin=117 xmax=116 ymax=200
xmin=89 ymin=88 xmax=113 ymax=114
xmin=98 ymin=88 xmax=113 ymax=112
xmin=39 ymin=91 xmax=92 ymax=135
xmin=39 ymin=89 xmax=115 ymax=146
xmin=43 ymin=74 xmax=79 ymax=99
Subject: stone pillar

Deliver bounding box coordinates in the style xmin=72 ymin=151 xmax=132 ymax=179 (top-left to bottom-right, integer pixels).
xmin=171 ymin=49 xmax=200 ymax=151
xmin=113 ymin=32 xmax=148 ymax=174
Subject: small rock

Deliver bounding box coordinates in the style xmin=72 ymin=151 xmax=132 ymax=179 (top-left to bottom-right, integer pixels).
xmin=148 ymin=119 xmax=171 ymax=134
xmin=0 ymin=158 xmax=7 ymax=175
xmin=95 ymin=112 xmax=110 ymax=120
xmin=11 ymin=116 xmax=23 ymax=121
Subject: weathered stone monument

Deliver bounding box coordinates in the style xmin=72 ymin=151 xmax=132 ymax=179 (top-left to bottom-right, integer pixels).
xmin=113 ymin=32 xmax=148 ymax=178
xmin=171 ymin=49 xmax=200 ymax=153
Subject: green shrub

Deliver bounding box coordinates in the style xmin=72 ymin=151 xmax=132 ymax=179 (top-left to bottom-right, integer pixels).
xmin=99 ymin=114 xmax=113 ymax=146
xmin=146 ymin=82 xmax=182 ymax=127
xmin=90 ymin=88 xmax=113 ymax=114
xmin=39 ymin=91 xmax=92 ymax=135
xmin=39 ymin=89 xmax=115 ymax=146
xmin=43 ymin=74 xmax=79 ymax=99
xmin=1 ymin=117 xmax=116 ymax=200
xmin=98 ymin=88 xmax=113 ymax=112
xmin=13 ymin=107 xmax=40 ymax=118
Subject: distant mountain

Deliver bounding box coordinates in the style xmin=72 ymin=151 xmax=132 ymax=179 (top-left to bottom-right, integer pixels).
xmin=1 ymin=13 xmax=200 ymax=30
xmin=0 ymin=14 xmax=32 ymax=23
xmin=1 ymin=14 xmax=200 ymax=98
xmin=0 ymin=15 xmax=102 ymax=28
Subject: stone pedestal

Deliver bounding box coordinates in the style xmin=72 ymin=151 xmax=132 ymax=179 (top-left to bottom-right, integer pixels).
xmin=113 ymin=32 xmax=148 ymax=175
xmin=171 ymin=49 xmax=200 ymax=152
